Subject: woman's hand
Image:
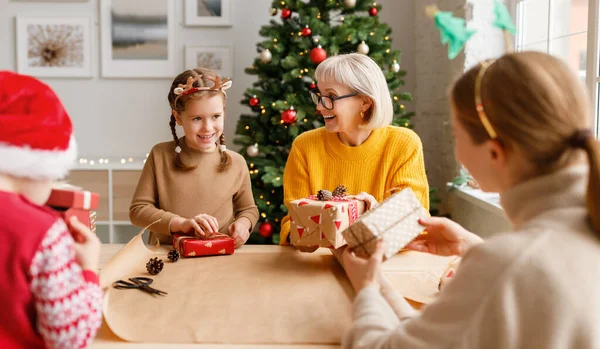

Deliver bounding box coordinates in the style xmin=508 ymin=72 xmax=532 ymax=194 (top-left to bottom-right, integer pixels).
xmin=341 ymin=241 xmax=386 ymax=293
xmin=406 ymin=217 xmax=483 ymax=257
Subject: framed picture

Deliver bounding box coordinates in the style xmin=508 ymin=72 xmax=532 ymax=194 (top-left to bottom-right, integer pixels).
xmin=185 ymin=0 xmax=231 ymax=27
xmin=16 ymin=16 xmax=92 ymax=78
xmin=100 ymin=0 xmax=176 ymax=78
xmin=185 ymin=45 xmax=232 ymax=79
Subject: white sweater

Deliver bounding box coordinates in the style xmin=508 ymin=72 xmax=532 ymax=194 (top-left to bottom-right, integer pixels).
xmin=344 ymin=165 xmax=600 ymax=349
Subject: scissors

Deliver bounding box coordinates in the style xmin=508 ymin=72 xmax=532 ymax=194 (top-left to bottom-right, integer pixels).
xmin=112 ymin=277 xmax=168 ymax=296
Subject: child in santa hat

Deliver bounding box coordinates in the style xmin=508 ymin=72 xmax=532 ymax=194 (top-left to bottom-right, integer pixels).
xmin=0 ymin=71 xmax=102 ymax=348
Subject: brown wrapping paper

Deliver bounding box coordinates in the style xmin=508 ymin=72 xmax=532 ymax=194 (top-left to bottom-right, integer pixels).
xmin=342 ymin=188 xmax=429 ymax=259
xmin=289 ymin=196 xmax=365 ymax=248
xmin=100 ymin=229 xmax=354 ymax=344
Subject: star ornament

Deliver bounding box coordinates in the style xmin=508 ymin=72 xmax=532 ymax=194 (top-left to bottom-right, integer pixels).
xmin=493 ymin=0 xmax=516 ymax=34
xmin=430 ymin=8 xmax=476 ymax=60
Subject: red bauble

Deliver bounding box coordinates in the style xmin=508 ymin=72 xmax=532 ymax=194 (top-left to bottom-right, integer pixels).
xmin=309 ymin=82 xmax=317 ymax=90
xmin=259 ymin=222 xmax=273 ymax=238
xmin=310 ymin=45 xmax=327 ymax=64
xmin=249 ymin=96 xmax=260 ymax=107
xmin=369 ymin=7 xmax=378 ymax=16
xmin=281 ymin=107 xmax=297 ymax=123
xmin=281 ymin=8 xmax=292 ymax=19
xmin=301 ymin=25 xmax=312 ymax=36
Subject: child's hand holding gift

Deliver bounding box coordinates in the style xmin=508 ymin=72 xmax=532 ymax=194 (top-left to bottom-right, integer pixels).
xmin=228 ymin=218 xmax=252 ymax=248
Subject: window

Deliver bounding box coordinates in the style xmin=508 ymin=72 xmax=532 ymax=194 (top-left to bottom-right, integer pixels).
xmin=515 ymin=0 xmax=598 ymax=136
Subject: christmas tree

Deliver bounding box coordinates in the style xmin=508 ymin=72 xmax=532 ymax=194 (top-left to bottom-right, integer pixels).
xmin=234 ymin=0 xmax=417 ymax=244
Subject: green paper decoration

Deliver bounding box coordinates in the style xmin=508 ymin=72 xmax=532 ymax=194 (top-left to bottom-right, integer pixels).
xmin=493 ymin=0 xmax=516 ymax=34
xmin=433 ymin=11 xmax=477 ymax=60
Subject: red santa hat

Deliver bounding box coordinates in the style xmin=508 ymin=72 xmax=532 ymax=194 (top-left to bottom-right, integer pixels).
xmin=0 ymin=71 xmax=77 ymax=180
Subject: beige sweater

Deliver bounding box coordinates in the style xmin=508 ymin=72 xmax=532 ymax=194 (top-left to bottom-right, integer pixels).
xmin=130 ymin=138 xmax=259 ymax=244
xmin=344 ymin=165 xmax=600 ymax=349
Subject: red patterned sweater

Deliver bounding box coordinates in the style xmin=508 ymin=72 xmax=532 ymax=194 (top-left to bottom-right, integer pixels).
xmin=0 ymin=191 xmax=103 ymax=348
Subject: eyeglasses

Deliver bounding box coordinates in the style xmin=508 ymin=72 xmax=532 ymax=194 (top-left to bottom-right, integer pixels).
xmin=309 ymin=89 xmax=358 ymax=110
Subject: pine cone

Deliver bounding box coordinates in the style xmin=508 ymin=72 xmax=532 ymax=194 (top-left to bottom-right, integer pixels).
xmin=332 ymin=185 xmax=348 ymax=197
xmin=146 ymin=257 xmax=164 ymax=275
xmin=317 ymin=189 xmax=333 ymax=201
xmin=167 ymin=249 xmax=180 ymax=263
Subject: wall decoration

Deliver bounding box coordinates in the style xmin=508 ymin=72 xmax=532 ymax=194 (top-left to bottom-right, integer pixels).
xmin=184 ymin=45 xmax=232 ymax=78
xmin=185 ymin=0 xmax=232 ymax=27
xmin=16 ymin=16 xmax=92 ymax=78
xmin=100 ymin=0 xmax=176 ymax=78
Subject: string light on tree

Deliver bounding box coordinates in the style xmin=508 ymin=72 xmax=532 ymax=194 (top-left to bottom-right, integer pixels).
xmin=310 ymin=45 xmax=327 ymax=64
xmin=391 ymin=60 xmax=400 ymax=72
xmin=270 ymin=7 xmax=278 ymax=16
xmin=344 ymin=0 xmax=356 ymax=7
xmin=281 ymin=106 xmax=297 ymax=124
xmin=357 ymin=41 xmax=369 ymax=54
xmin=246 ymin=143 xmax=259 ymax=157
xmin=249 ymin=95 xmax=260 ymax=107
xmin=260 ymin=49 xmax=272 ymax=63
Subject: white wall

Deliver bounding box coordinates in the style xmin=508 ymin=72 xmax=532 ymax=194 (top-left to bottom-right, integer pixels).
xmin=0 ymin=0 xmax=416 ymax=160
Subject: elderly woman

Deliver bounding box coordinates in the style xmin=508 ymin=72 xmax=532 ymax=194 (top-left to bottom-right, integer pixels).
xmin=280 ymin=53 xmax=430 ymax=247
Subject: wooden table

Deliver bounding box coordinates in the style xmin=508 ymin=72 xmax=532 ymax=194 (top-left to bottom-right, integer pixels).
xmin=92 ymin=244 xmax=423 ymax=348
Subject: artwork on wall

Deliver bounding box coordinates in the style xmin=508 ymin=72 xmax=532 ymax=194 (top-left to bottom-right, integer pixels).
xmin=100 ymin=0 xmax=176 ymax=78
xmin=185 ymin=45 xmax=232 ymax=78
xmin=185 ymin=0 xmax=231 ymax=27
xmin=16 ymin=16 xmax=92 ymax=78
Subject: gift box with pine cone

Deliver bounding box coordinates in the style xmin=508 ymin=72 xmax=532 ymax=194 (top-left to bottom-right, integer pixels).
xmin=342 ymin=187 xmax=428 ymax=259
xmin=289 ymin=185 xmax=366 ymax=249
xmin=172 ymin=234 xmax=235 ymax=257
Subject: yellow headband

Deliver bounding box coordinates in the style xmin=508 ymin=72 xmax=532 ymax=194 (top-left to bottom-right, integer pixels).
xmin=474 ymin=60 xmax=498 ymax=139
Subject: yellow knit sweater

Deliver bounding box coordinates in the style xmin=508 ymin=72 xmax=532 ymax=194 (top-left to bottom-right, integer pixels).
xmin=280 ymin=126 xmax=429 ymax=245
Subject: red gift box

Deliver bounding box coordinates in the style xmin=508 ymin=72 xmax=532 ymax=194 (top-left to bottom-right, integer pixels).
xmin=47 ymin=188 xmax=99 ymax=210
xmin=173 ymin=234 xmax=235 ymax=257
xmin=52 ymin=208 xmax=96 ymax=235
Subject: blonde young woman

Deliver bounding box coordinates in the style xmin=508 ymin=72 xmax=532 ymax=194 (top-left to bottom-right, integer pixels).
xmin=281 ymin=53 xmax=430 ymax=248
xmin=342 ymin=52 xmax=600 ymax=348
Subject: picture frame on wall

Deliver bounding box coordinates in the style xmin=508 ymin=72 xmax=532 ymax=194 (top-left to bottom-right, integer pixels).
xmin=185 ymin=0 xmax=232 ymax=27
xmin=100 ymin=0 xmax=176 ymax=78
xmin=16 ymin=16 xmax=92 ymax=78
xmin=185 ymin=45 xmax=233 ymax=79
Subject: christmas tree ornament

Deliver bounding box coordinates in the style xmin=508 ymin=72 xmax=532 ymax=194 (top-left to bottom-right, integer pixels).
xmin=167 ymin=249 xmax=180 ymax=263
xmin=426 ymin=5 xmax=476 ymax=60
xmin=310 ymin=45 xmax=327 ymax=64
xmin=332 ymin=184 xmax=348 ymax=197
xmin=246 ymin=144 xmax=259 ymax=157
xmin=301 ymin=25 xmax=312 ymax=36
xmin=146 ymin=257 xmax=164 ymax=275
xmin=281 ymin=8 xmax=292 ymax=19
xmin=391 ymin=60 xmax=400 ymax=72
xmin=357 ymin=41 xmax=370 ymax=54
xmin=249 ymin=95 xmax=260 ymax=107
xmin=281 ymin=107 xmax=297 ymax=123
xmin=369 ymin=7 xmax=378 ymax=16
xmin=260 ymin=49 xmax=272 ymax=63
xmin=270 ymin=7 xmax=278 ymax=16
xmin=309 ymin=82 xmax=317 ymax=90
xmin=259 ymin=221 xmax=273 ymax=238
xmin=317 ymin=189 xmax=333 ymax=201
xmin=344 ymin=0 xmax=356 ymax=7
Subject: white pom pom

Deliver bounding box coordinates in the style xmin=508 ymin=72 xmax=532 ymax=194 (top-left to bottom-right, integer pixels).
xmin=175 ymin=146 xmax=182 ymax=153
xmin=219 ymin=145 xmax=227 ymax=152
xmin=174 ymin=87 xmax=184 ymax=95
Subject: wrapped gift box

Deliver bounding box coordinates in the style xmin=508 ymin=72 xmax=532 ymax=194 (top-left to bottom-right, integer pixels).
xmin=46 ymin=188 xmax=99 ymax=210
xmin=289 ymin=195 xmax=365 ymax=249
xmin=54 ymin=208 xmax=91 ymax=229
xmin=342 ymin=188 xmax=428 ymax=259
xmin=173 ymin=234 xmax=235 ymax=257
